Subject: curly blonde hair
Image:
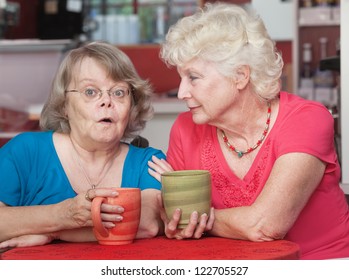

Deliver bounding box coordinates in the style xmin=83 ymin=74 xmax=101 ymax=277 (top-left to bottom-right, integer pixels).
xmin=160 ymin=3 xmax=284 ymax=100
xmin=40 ymin=41 xmax=154 ymax=139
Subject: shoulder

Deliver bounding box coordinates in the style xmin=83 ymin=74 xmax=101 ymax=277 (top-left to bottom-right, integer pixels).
xmin=1 ymin=131 xmax=53 ymax=152
xmin=279 ymin=91 xmax=333 ymax=125
xmin=280 ymin=91 xmax=331 ymax=116
xmin=275 ymin=92 xmax=336 ymax=158
xmin=128 ymin=144 xmax=166 ymax=161
xmin=0 ymin=131 xmax=55 ymax=175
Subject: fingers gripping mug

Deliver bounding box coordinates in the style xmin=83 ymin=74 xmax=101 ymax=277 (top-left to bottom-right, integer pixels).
xmin=91 ymin=188 xmax=141 ymax=245
xmin=161 ymin=170 xmax=212 ymax=229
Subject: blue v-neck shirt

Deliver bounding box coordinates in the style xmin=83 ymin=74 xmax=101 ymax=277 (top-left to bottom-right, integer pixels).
xmin=0 ymin=131 xmax=165 ymax=206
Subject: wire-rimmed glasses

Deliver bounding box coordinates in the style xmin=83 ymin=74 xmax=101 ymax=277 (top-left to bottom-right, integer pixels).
xmin=65 ymin=85 xmax=132 ymax=103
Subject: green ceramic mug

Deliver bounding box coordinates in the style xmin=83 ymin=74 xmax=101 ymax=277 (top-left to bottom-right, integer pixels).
xmin=161 ymin=170 xmax=212 ymax=229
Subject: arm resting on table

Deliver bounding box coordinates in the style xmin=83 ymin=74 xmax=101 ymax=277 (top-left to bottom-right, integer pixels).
xmin=210 ymin=153 xmax=326 ymax=241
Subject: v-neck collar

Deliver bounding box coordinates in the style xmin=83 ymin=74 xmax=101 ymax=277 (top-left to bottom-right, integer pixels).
xmin=211 ymin=93 xmax=283 ymax=183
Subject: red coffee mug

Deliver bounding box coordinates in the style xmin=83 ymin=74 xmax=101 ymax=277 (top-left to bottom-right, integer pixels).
xmin=91 ymin=188 xmax=141 ymax=245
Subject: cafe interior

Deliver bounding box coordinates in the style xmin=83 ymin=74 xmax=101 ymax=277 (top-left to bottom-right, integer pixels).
xmin=2 ymin=0 xmax=347 ymax=193
xmin=0 ymin=0 xmax=348 ymax=260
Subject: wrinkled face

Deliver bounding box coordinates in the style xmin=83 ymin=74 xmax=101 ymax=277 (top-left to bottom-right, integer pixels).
xmin=64 ymin=57 xmax=132 ymax=145
xmin=176 ymin=58 xmax=237 ymax=126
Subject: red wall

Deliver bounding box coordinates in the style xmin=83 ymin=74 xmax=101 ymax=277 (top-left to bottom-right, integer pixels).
xmin=119 ymin=45 xmax=180 ymax=95
xmin=120 ymin=41 xmax=293 ymax=95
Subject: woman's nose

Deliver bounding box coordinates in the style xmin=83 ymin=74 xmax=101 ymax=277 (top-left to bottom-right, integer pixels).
xmin=98 ymin=91 xmax=113 ymax=107
xmin=177 ymin=82 xmax=191 ymax=100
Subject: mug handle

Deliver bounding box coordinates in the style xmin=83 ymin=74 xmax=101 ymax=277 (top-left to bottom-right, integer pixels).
xmin=91 ymin=197 xmax=109 ymax=237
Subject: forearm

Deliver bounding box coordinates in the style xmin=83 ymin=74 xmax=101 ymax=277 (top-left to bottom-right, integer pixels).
xmin=0 ymin=203 xmax=70 ymax=242
xmin=209 ymin=207 xmax=278 ymax=242
xmin=54 ymin=227 xmax=96 ymax=243
xmin=0 ymin=196 xmax=90 ymax=242
xmin=136 ymin=189 xmax=162 ymax=239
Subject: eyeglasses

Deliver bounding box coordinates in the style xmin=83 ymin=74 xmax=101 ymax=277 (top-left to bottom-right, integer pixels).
xmin=65 ymin=85 xmax=131 ymax=103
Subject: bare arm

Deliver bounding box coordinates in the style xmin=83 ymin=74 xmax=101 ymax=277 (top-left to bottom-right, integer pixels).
xmin=210 ymin=153 xmax=326 ymax=241
xmin=136 ymin=189 xmax=163 ymax=238
xmin=0 ymin=188 xmax=119 ymax=242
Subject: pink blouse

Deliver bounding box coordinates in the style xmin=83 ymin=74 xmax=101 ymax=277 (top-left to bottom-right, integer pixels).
xmin=167 ymin=91 xmax=349 ymax=259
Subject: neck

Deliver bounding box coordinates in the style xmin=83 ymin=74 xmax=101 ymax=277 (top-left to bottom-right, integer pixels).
xmin=69 ymin=134 xmax=121 ymax=188
xmin=220 ymin=101 xmax=271 ymax=158
xmin=70 ymin=134 xmax=119 ymax=162
xmin=221 ymin=98 xmax=271 ymax=138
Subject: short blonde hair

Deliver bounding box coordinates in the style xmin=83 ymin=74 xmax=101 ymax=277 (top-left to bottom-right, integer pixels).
xmin=40 ymin=41 xmax=153 ymax=139
xmin=161 ymin=3 xmax=283 ymax=100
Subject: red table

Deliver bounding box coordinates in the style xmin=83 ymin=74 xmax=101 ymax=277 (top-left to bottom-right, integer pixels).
xmin=1 ymin=236 xmax=300 ymax=260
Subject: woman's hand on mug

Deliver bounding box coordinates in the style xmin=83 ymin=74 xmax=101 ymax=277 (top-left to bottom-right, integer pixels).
xmin=58 ymin=187 xmax=122 ymax=229
xmin=157 ymin=194 xmax=215 ymax=239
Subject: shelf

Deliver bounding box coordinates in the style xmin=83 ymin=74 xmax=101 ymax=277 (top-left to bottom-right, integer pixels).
xmin=298 ymin=6 xmax=340 ymax=27
xmin=299 ymin=22 xmax=339 ymax=27
xmin=0 ymin=39 xmax=72 ymax=52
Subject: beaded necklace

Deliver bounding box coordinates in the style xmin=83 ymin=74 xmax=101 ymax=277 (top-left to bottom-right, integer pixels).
xmin=221 ymin=102 xmax=271 ymax=158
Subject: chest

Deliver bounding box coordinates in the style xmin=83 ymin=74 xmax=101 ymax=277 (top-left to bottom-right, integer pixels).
xmin=220 ymin=146 xmax=258 ymax=179
xmin=53 ymin=136 xmax=125 ymax=194
xmin=199 ymin=136 xmax=273 ymax=208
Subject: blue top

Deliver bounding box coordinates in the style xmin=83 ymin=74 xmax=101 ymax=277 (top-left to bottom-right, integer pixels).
xmin=0 ymin=131 xmax=165 ymax=206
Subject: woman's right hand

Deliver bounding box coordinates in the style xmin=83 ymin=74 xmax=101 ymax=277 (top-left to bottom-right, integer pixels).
xmin=157 ymin=194 xmax=215 ymax=240
xmin=58 ymin=187 xmax=123 ymax=229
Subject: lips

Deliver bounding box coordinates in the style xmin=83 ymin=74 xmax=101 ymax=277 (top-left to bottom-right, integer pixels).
xmin=188 ymin=105 xmax=200 ymax=110
xmin=98 ymin=117 xmax=113 ymax=123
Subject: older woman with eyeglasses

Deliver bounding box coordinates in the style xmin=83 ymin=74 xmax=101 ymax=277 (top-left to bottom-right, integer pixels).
xmin=0 ymin=41 xmax=165 ymax=248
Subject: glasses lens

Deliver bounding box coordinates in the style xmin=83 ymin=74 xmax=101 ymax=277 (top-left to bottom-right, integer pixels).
xmin=109 ymin=87 xmax=129 ymax=101
xmin=81 ymin=87 xmax=100 ymax=101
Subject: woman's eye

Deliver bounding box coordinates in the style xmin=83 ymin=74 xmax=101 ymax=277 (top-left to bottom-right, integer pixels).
xmin=112 ymin=89 xmax=126 ymax=97
xmin=189 ymin=75 xmax=198 ymax=81
xmin=84 ymin=88 xmax=98 ymax=97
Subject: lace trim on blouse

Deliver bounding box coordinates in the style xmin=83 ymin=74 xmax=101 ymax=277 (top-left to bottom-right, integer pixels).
xmin=202 ymin=136 xmax=271 ymax=208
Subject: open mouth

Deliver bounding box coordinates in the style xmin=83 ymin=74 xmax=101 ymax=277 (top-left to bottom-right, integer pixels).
xmin=99 ymin=118 xmax=113 ymax=123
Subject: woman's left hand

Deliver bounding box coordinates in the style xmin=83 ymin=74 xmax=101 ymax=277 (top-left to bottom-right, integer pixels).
xmin=0 ymin=234 xmax=54 ymax=249
xmin=148 ymin=156 xmax=173 ymax=182
xmin=157 ymin=194 xmax=215 ymax=239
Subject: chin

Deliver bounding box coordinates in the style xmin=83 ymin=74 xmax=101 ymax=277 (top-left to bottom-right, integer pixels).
xmin=191 ymin=114 xmax=209 ymax=125
xmin=93 ymin=130 xmax=119 ymax=142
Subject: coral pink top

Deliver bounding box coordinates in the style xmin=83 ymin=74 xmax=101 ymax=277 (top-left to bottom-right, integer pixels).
xmin=167 ymin=91 xmax=349 ymax=259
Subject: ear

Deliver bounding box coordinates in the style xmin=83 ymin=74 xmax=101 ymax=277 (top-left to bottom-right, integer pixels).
xmin=235 ymin=65 xmax=250 ymax=90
